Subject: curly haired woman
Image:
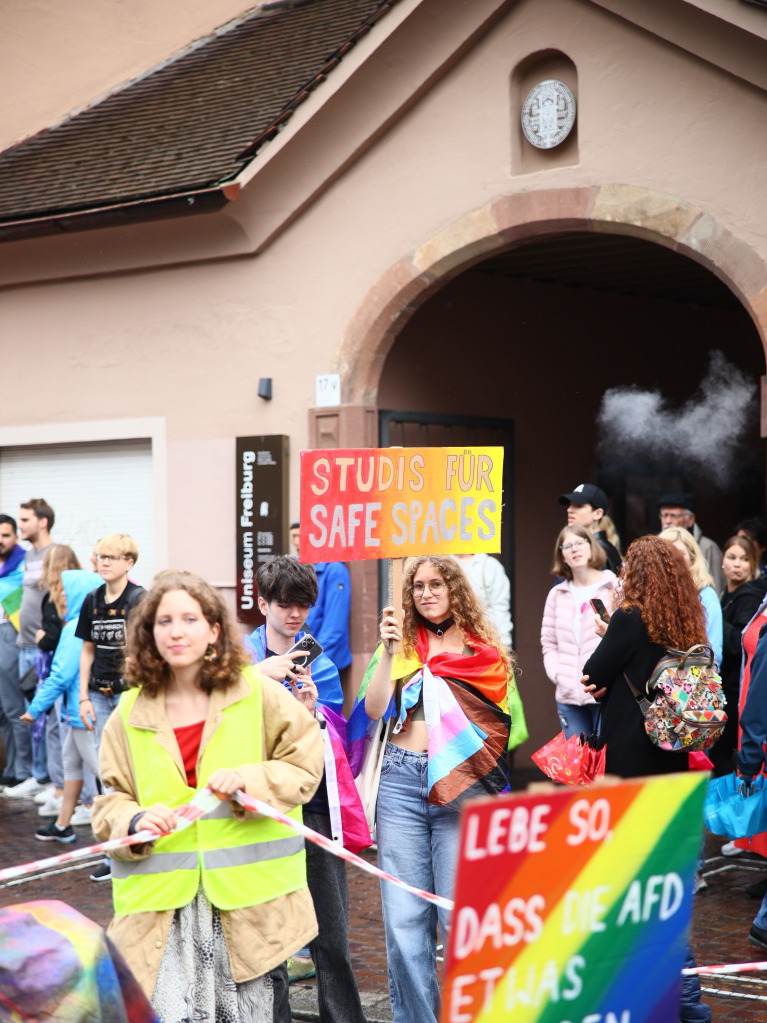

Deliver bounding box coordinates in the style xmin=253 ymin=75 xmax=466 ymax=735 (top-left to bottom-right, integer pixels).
xmin=93 ymin=570 xmax=324 ymax=1023
xmin=363 ymin=555 xmax=513 ymax=1023
xmin=581 ymin=534 xmax=709 ymax=778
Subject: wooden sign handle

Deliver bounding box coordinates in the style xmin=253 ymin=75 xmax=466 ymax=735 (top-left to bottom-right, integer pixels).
xmin=387 ymin=557 xmax=403 ymax=655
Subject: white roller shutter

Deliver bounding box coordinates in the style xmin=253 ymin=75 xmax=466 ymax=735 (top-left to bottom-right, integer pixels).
xmin=0 ymin=439 xmax=155 ymax=588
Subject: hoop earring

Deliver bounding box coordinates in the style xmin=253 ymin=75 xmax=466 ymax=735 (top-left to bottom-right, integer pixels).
xmin=203 ymin=644 xmax=219 ymax=663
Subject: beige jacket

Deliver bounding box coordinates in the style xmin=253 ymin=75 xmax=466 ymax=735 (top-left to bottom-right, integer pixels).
xmin=92 ymin=670 xmax=324 ymax=997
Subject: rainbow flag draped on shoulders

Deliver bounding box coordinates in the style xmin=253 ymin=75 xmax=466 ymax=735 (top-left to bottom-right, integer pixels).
xmin=349 ymin=627 xmax=511 ymax=807
xmin=0 ymin=544 xmax=25 ymax=631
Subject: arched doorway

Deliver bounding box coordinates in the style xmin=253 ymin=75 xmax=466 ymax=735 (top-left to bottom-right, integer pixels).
xmin=335 ymin=187 xmax=767 ymax=748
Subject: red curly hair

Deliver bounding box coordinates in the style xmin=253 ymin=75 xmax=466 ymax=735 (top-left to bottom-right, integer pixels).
xmin=620 ymin=535 xmax=708 ymax=648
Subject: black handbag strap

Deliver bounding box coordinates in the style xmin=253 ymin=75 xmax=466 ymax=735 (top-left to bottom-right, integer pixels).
xmin=623 ymin=671 xmax=651 ymax=715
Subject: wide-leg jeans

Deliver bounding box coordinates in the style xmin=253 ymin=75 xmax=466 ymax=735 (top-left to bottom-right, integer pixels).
xmin=375 ymin=743 xmax=460 ymax=1023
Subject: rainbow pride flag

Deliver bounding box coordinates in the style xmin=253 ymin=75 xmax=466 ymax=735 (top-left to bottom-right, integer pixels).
xmin=0 ymin=544 xmax=25 ymax=631
xmin=442 ymin=772 xmax=707 ymax=1023
xmin=0 ymin=899 xmax=158 ymax=1022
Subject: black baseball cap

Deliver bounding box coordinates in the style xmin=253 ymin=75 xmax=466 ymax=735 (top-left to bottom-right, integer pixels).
xmin=558 ymin=483 xmax=608 ymax=511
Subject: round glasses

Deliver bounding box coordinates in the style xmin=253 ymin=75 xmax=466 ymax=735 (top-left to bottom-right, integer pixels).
xmin=411 ymin=580 xmax=446 ymax=597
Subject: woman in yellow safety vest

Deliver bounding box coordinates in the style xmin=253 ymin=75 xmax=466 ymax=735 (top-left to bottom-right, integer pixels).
xmin=93 ymin=569 xmax=324 ymax=1023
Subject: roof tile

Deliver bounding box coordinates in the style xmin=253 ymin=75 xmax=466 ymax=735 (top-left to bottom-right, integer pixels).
xmin=0 ymin=0 xmax=395 ymax=223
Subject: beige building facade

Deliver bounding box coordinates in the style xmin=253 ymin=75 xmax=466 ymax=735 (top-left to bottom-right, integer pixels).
xmin=1 ymin=0 xmax=766 ymax=747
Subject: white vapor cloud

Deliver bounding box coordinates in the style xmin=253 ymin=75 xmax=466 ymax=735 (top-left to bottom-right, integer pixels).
xmin=597 ymin=350 xmax=757 ymax=485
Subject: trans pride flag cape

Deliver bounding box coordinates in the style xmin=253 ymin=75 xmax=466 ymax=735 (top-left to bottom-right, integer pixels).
xmin=245 ymin=626 xmax=369 ymax=852
xmin=0 ymin=900 xmax=158 ymax=1022
xmin=0 ymin=544 xmax=25 ymax=631
xmin=350 ymin=627 xmax=511 ymax=807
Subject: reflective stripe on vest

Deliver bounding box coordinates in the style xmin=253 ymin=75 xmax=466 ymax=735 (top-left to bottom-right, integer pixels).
xmin=112 ymin=667 xmax=306 ymax=915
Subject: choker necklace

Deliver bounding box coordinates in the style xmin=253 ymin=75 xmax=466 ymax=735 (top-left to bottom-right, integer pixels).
xmin=420 ymin=615 xmax=455 ymax=638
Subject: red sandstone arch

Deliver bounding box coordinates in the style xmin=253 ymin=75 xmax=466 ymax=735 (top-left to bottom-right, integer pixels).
xmin=338 ymin=185 xmax=767 ymax=406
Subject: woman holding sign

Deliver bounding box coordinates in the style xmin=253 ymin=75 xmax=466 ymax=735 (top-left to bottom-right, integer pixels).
xmin=363 ymin=555 xmax=513 ymax=1023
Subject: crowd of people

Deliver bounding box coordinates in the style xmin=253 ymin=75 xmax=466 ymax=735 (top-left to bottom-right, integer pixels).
xmin=2 ymin=485 xmax=767 ymax=1023
xmin=542 ymin=483 xmax=767 ymax=997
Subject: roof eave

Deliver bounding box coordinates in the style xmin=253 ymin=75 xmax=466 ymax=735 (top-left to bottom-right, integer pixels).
xmin=0 ymin=182 xmax=239 ymax=243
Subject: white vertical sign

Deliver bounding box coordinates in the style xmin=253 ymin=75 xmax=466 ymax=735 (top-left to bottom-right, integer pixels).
xmin=315 ymin=373 xmax=341 ymax=408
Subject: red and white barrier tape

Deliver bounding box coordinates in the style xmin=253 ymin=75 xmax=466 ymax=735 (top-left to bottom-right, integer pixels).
xmin=0 ymin=787 xmax=454 ymax=912
xmin=0 ymin=790 xmax=213 ymax=885
xmin=233 ymin=789 xmax=454 ymax=912
xmin=682 ymin=961 xmax=767 ymax=976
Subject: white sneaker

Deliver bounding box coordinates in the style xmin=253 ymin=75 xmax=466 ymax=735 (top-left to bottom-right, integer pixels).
xmin=721 ymin=840 xmax=744 ymax=856
xmin=33 ymin=785 xmax=56 ymax=805
xmin=3 ymin=777 xmax=46 ymax=799
xmin=70 ymin=804 xmax=93 ymax=826
xmin=38 ymin=794 xmax=63 ymax=817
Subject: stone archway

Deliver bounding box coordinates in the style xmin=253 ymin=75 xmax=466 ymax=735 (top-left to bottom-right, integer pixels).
xmin=328 ymin=184 xmax=767 ymax=697
xmin=338 ymin=185 xmax=767 ymax=408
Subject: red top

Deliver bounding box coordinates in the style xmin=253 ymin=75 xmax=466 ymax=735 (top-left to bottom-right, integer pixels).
xmin=174 ymin=720 xmax=205 ymax=787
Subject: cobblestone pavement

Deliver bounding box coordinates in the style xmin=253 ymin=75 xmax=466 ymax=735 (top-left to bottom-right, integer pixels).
xmin=1 ymin=792 xmax=766 ymax=1021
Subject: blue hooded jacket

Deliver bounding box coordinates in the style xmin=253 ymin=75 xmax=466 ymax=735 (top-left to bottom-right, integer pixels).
xmin=305 ymin=562 xmax=352 ymax=671
xmin=27 ymin=570 xmax=102 ymax=728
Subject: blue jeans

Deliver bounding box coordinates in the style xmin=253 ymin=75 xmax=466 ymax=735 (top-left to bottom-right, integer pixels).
xmin=375 ymin=743 xmax=461 ymax=1023
xmin=0 ymin=623 xmax=27 ymax=779
xmin=19 ymin=647 xmax=49 ymax=783
xmin=754 ymin=891 xmax=767 ymax=932
xmin=90 ymin=689 xmax=120 ymax=863
xmin=556 ymin=701 xmax=601 ymax=740
xmin=89 ymin=688 xmax=120 ymax=756
xmin=680 ymin=949 xmax=711 ymax=1022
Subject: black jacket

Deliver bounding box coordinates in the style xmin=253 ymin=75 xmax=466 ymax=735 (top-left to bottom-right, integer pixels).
xmin=720 ymin=579 xmax=767 ymax=695
xmin=594 ymin=531 xmax=622 ymax=575
xmin=582 ymin=608 xmax=689 ymax=778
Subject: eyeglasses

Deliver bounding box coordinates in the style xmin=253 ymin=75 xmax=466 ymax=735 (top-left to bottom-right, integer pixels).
xmin=411 ymin=580 xmax=446 ymax=597
xmin=660 ymin=510 xmax=688 ymax=523
xmin=560 ymin=541 xmax=589 ymax=552
xmin=96 ymin=554 xmax=126 ymax=563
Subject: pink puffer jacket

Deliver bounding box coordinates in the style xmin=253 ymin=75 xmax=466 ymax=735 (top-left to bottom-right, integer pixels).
xmin=540 ymin=571 xmax=617 ymax=706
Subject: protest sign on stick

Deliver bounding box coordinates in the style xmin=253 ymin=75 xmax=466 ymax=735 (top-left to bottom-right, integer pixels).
xmin=441 ymin=772 xmax=707 ymax=1023
xmin=299 ymin=447 xmax=504 ymax=561
xmin=299 ymin=445 xmax=504 ymax=651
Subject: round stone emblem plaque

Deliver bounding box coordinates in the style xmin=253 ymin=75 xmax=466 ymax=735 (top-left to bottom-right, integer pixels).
xmin=521 ymin=79 xmax=576 ymax=149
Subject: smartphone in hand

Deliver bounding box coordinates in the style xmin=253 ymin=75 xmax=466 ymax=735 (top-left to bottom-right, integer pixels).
xmin=589 ymin=598 xmax=610 ymax=624
xmin=283 ymin=634 xmax=324 ymax=687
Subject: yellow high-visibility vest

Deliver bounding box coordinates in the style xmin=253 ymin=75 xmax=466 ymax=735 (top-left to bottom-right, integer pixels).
xmin=111 ymin=667 xmax=306 ymax=915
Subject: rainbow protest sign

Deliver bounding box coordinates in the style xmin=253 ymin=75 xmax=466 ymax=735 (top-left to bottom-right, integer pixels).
xmin=299 ymin=447 xmax=503 ymax=562
xmin=442 ymin=773 xmax=707 ymax=1023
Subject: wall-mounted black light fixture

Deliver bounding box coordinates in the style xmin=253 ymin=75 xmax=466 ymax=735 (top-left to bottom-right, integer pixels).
xmin=257 ymin=378 xmax=272 ymax=400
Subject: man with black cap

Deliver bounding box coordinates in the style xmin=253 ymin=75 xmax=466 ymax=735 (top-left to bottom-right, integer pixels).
xmin=658 ymin=491 xmax=725 ymax=593
xmin=559 ymin=483 xmax=622 ymax=574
